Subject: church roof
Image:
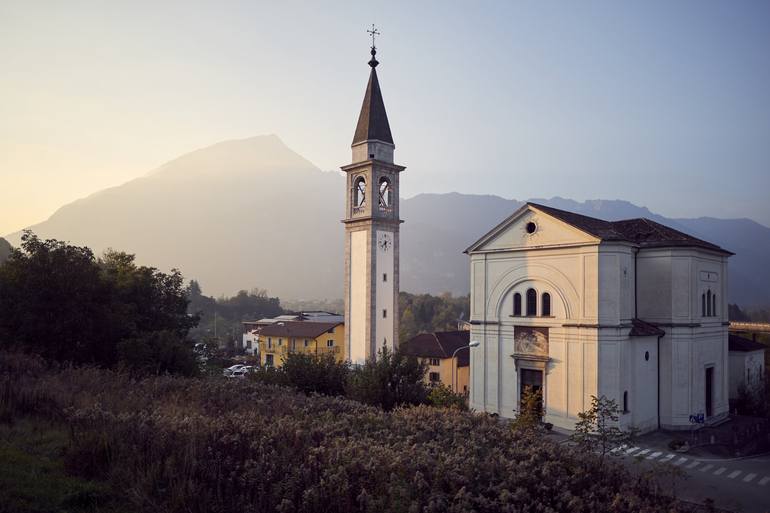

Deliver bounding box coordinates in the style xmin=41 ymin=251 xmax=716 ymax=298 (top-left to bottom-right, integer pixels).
xmin=530 ymin=203 xmax=731 ymax=254
xmin=352 ymin=65 xmax=394 ymax=146
xmin=728 ymin=334 xmax=767 ymax=352
xmin=465 ymin=202 xmax=733 ymax=255
xmin=403 ymin=330 xmax=471 ymax=366
xmin=629 ymin=318 xmax=665 ymax=337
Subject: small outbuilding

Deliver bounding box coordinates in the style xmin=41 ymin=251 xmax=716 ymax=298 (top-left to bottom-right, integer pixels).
xmin=728 ymin=334 xmax=766 ymax=400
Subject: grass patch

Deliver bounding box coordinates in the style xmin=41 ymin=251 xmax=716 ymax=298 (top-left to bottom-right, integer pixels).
xmin=0 ymin=419 xmax=128 ymax=513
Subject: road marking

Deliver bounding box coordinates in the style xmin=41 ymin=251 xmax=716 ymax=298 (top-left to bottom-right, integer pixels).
xmin=637 ymin=449 xmax=650 ymax=456
xmin=727 ymin=470 xmax=742 ymax=479
xmin=742 ymin=473 xmax=757 ymax=483
xmin=673 ymin=457 xmax=688 ymax=466
xmin=713 ymin=467 xmax=727 ymax=475
xmin=759 ymin=476 xmax=770 ymax=486
xmin=685 ymin=461 xmax=700 ymax=469
xmin=699 ymin=464 xmax=714 ymax=472
xmin=660 ymin=453 xmax=676 ymax=462
xmin=625 ymin=446 xmax=640 ymax=455
xmin=646 ymin=451 xmax=663 ymax=460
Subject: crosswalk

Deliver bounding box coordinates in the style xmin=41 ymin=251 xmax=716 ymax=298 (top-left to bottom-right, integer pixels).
xmin=617 ymin=445 xmax=770 ymax=487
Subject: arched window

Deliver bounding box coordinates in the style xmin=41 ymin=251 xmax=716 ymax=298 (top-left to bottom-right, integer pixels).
xmin=353 ymin=176 xmax=366 ymax=208
xmin=623 ymin=391 xmax=629 ymax=413
xmin=513 ymin=293 xmax=522 ymax=316
xmin=706 ymin=290 xmax=712 ymax=317
xmin=378 ymin=177 xmax=391 ymax=208
xmin=712 ymin=294 xmax=717 ymax=317
xmin=702 ymin=293 xmax=706 ymax=317
xmin=541 ymin=293 xmax=551 ymax=316
xmin=526 ymin=288 xmax=537 ymax=316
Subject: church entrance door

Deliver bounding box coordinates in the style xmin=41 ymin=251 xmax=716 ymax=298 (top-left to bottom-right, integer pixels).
xmin=705 ymin=367 xmax=714 ymax=418
xmin=520 ymin=368 xmax=544 ymax=417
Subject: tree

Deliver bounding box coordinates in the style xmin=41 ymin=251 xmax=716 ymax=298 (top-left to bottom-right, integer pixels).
xmin=278 ymin=352 xmax=349 ymax=396
xmin=398 ymin=292 xmax=469 ymax=342
xmin=346 ymin=347 xmax=429 ymax=410
xmin=427 ymin=383 xmax=468 ymax=410
xmin=511 ymin=387 xmax=544 ymax=433
xmin=0 ymin=232 xmax=112 ymax=363
xmin=117 ymin=330 xmax=199 ymax=377
xmin=570 ymin=395 xmax=637 ymax=472
xmin=0 ymin=232 xmax=199 ymax=374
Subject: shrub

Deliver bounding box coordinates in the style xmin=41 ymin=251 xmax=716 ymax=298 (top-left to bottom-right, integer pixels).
xmin=279 ymin=352 xmax=350 ymax=396
xmin=346 ymin=347 xmax=429 ymax=410
xmin=427 ymin=383 xmax=468 ymax=410
xmin=1 ymin=351 xmax=687 ymax=513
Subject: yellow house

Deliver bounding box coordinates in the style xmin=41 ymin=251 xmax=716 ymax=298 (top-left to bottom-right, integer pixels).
xmin=257 ymin=321 xmax=345 ymax=367
xmin=403 ymin=330 xmax=471 ymax=394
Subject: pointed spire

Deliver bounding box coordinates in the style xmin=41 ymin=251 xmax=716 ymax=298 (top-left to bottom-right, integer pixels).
xmin=352 ymin=49 xmax=393 ymax=146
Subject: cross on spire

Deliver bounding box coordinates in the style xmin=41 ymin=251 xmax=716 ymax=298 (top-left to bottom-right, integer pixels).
xmin=367 ymin=24 xmax=380 ymax=49
xmin=367 ymin=24 xmax=380 ymax=68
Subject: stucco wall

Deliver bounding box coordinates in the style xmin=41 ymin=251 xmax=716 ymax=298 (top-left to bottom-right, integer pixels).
xmin=729 ymin=349 xmax=766 ymax=399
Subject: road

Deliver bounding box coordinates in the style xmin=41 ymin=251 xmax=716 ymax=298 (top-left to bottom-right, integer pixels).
xmin=617 ymin=444 xmax=770 ymax=513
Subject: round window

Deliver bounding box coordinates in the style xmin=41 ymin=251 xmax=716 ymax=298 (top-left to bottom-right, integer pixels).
xmin=526 ymin=222 xmax=537 ymax=234
xmin=644 ymin=351 xmax=650 ymax=361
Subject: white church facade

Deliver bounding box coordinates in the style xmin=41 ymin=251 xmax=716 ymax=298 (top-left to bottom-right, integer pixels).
xmin=466 ymin=202 xmax=732 ymax=433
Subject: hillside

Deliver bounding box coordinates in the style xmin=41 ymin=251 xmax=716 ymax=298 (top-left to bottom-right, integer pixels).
xmin=7 ymin=136 xmax=770 ymax=307
xmin=0 ymin=237 xmax=11 ymax=263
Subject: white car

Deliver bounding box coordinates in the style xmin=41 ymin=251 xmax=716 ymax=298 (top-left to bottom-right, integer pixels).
xmin=223 ymin=364 xmax=246 ymax=377
xmin=229 ymin=366 xmax=255 ymax=379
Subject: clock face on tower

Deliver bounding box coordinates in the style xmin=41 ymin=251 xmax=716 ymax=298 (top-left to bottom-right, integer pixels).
xmin=377 ymin=232 xmax=392 ymax=252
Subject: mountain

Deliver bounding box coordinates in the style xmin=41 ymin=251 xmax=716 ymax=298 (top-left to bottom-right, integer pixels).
xmin=7 ymin=136 xmax=770 ymax=307
xmin=0 ymin=237 xmax=11 ymax=264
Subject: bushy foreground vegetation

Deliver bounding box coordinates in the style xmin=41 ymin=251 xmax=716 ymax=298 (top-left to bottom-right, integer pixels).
xmin=1 ymin=352 xmax=687 ymax=513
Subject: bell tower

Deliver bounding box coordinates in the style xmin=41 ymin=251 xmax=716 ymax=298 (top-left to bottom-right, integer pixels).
xmin=343 ymin=34 xmax=405 ymax=364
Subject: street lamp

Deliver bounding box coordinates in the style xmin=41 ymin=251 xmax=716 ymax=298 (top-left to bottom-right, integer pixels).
xmin=452 ymin=340 xmax=480 ymax=393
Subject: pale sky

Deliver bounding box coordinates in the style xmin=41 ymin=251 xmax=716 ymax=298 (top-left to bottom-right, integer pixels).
xmin=2 ymin=0 xmax=769 ymax=235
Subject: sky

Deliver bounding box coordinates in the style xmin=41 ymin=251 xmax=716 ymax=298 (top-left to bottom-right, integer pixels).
xmin=2 ymin=0 xmax=770 ymax=235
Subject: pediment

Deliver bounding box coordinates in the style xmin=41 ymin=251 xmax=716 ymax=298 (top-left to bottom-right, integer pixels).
xmin=465 ymin=205 xmax=600 ymax=253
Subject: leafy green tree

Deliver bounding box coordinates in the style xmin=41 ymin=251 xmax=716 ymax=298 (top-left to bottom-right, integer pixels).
xmin=346 ymin=347 xmax=429 ymax=410
xmin=278 ymin=352 xmax=350 ymax=396
xmin=0 ymin=232 xmax=198 ymax=374
xmin=0 ymin=232 xmax=112 ymax=363
xmin=398 ymin=292 xmax=469 ymax=342
xmin=427 ymin=383 xmax=468 ymax=410
xmin=511 ymin=387 xmax=544 ymax=433
xmin=570 ymin=395 xmax=637 ymax=472
xmin=117 ymin=330 xmax=199 ymax=376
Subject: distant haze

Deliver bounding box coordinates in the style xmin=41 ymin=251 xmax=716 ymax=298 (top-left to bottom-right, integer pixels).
xmin=7 ymin=136 xmax=770 ymax=308
xmin=2 ymin=1 xmax=770 ymax=234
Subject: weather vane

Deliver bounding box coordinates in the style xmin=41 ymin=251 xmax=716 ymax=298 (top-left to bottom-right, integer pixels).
xmin=367 ymin=24 xmax=380 ymax=49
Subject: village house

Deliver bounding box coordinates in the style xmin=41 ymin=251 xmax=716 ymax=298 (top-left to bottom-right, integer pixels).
xmin=403 ymin=330 xmax=472 ymax=394
xmin=242 ymin=312 xmax=343 ymax=356
xmin=256 ymin=321 xmax=345 ymax=367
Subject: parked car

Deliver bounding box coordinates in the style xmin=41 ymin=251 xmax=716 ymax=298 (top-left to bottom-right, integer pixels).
xmin=229 ymin=366 xmax=255 ymax=379
xmin=223 ymin=364 xmax=246 ymax=377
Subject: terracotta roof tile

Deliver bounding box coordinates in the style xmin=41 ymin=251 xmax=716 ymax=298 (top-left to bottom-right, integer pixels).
xmin=258 ymin=321 xmax=341 ymax=339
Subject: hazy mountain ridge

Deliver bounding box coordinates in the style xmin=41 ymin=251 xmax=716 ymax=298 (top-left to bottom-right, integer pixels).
xmin=6 ymin=136 xmax=769 ymax=307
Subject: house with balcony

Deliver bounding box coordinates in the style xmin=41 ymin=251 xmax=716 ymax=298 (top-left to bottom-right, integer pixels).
xmin=257 ymin=321 xmax=345 ymax=367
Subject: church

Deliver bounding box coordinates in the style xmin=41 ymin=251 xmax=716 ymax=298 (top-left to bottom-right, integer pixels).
xmin=465 ymin=203 xmax=732 ymax=433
